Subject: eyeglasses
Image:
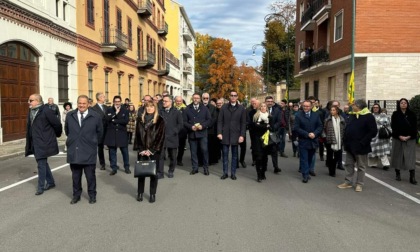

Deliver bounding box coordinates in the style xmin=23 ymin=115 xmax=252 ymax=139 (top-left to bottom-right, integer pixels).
xmin=230 ymin=95 xmax=238 ymax=97
xmin=163 ymin=100 xmax=170 ymax=103
xmin=28 ymin=99 xmax=35 ymax=103
xmin=202 ymin=98 xmax=209 ymax=100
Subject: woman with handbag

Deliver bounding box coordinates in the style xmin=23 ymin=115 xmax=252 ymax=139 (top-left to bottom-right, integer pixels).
xmin=324 ymin=106 xmax=345 ymax=177
xmin=251 ymin=102 xmax=273 ymax=182
xmin=368 ymin=103 xmax=391 ymax=170
xmin=391 ymin=98 xmax=417 ymax=185
xmin=133 ymin=101 xmax=165 ymax=203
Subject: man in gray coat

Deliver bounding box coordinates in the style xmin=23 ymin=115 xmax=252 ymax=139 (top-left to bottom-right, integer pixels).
xmin=217 ymin=90 xmax=247 ymax=180
xmin=65 ymin=95 xmax=103 ymax=204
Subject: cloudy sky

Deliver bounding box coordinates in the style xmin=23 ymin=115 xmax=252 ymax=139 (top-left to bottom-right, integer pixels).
xmin=178 ymin=0 xmax=277 ymax=67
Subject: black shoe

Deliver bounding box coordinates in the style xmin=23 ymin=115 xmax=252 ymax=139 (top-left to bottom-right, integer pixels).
xmin=100 ymin=164 xmax=106 ymax=170
xmin=240 ymin=161 xmax=247 ymax=168
xmin=35 ymin=190 xmax=44 ymax=196
xmin=337 ymin=166 xmax=345 ymax=170
xmin=168 ymin=172 xmax=174 ymax=178
xmin=125 ymin=169 xmax=131 ymax=174
xmin=70 ymin=197 xmax=81 ymax=204
xmin=262 ymin=173 xmax=266 ymax=180
xmin=220 ymin=174 xmax=228 ymax=180
xmin=396 ymin=170 xmax=401 ymax=181
xmin=320 ymin=156 xmax=324 ymax=161
xmin=190 ymin=170 xmax=198 ymax=175
xmin=329 ymin=173 xmax=336 ymax=177
xmin=89 ymin=197 xmax=96 ymax=204
xmin=109 ymin=170 xmax=117 ymax=176
xmin=157 ymin=173 xmax=164 ymax=179
xmin=204 ymin=170 xmax=210 ymax=176
xmin=44 ymin=184 xmax=56 ymax=190
xmin=252 ymin=161 xmax=255 ymax=166
xmin=231 ymin=175 xmax=237 ymax=180
xmin=280 ymin=152 xmax=288 ymax=158
xmin=274 ymin=168 xmax=281 ymax=174
xmin=302 ymin=177 xmax=309 ymax=183
xmin=137 ymin=193 xmax=143 ymax=202
xmin=383 ymin=166 xmax=389 ymax=171
xmin=177 ymin=161 xmax=183 ymax=166
xmin=149 ymin=194 xmax=156 ymax=203
xmin=309 ymin=171 xmax=316 ymax=176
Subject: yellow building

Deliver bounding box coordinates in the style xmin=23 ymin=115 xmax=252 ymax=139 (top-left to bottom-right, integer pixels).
xmin=76 ymin=0 xmax=169 ymax=105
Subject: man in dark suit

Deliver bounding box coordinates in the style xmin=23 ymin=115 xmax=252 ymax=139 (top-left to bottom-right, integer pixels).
xmin=25 ymin=94 xmax=62 ymax=195
xmin=65 ymin=95 xmax=103 ymax=204
xmin=183 ymin=93 xmax=212 ymax=175
xmin=91 ymin=92 xmax=108 ymax=170
xmin=201 ymin=93 xmax=218 ymax=165
xmin=294 ymin=100 xmax=323 ymax=183
xmin=159 ymin=95 xmax=183 ymax=178
xmin=217 ymin=91 xmax=247 ymax=180
xmin=104 ymin=95 xmax=130 ymax=175
xmin=265 ymin=96 xmax=281 ymax=174
xmin=174 ymin=96 xmax=188 ymax=166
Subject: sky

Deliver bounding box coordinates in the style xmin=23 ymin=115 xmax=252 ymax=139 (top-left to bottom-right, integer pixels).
xmin=178 ymin=0 xmax=277 ymax=68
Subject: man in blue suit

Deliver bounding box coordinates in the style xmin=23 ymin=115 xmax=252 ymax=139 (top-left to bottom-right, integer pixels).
xmin=294 ymin=100 xmax=323 ymax=183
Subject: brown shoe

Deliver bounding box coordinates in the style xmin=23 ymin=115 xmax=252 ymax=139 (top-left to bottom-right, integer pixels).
xmin=355 ymin=185 xmax=363 ymax=192
xmin=337 ymin=183 xmax=352 ymax=189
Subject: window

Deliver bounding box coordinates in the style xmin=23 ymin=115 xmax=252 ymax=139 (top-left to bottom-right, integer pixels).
xmin=56 ymin=0 xmax=59 ymax=17
xmin=105 ymin=71 xmax=109 ymax=102
xmin=117 ymin=8 xmax=122 ymax=32
xmin=334 ymin=11 xmax=343 ymax=42
xmin=63 ymin=2 xmax=67 ymax=21
xmin=118 ymin=73 xmax=122 ymax=96
xmin=88 ymin=67 xmax=93 ymax=99
xmin=104 ymin=0 xmax=110 ymax=43
xmin=58 ymin=60 xmax=69 ymax=103
xmin=305 ymin=82 xmax=309 ymax=99
xmin=314 ymin=80 xmax=319 ymax=99
xmin=128 ymin=76 xmax=132 ymax=100
xmin=127 ymin=18 xmax=132 ymax=49
xmin=328 ymin=76 xmax=336 ymax=101
xmin=87 ymin=0 xmax=94 ymax=27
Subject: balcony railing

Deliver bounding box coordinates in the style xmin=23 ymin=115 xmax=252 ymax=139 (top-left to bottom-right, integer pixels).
xmin=312 ymin=0 xmax=331 ymax=20
xmin=100 ymin=28 xmax=128 ymax=55
xmin=182 ymin=47 xmax=193 ymax=58
xmin=183 ymin=63 xmax=192 ymax=75
xmin=300 ymin=5 xmax=314 ymax=27
xmin=299 ymin=48 xmax=329 ymax=71
xmin=158 ymin=62 xmax=170 ymax=76
xmin=182 ymin=27 xmax=193 ymax=41
xmin=137 ymin=0 xmax=152 ymax=17
xmin=137 ymin=50 xmax=155 ymax=68
xmin=158 ymin=22 xmax=168 ymax=36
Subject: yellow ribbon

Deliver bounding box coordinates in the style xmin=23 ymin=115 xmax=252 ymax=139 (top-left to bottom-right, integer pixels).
xmin=261 ymin=130 xmax=270 ymax=146
xmin=349 ymin=107 xmax=371 ymax=118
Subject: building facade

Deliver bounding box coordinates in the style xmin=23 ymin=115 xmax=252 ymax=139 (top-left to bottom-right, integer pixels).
xmin=0 ymin=0 xmax=77 ymax=143
xmin=295 ymin=0 xmax=420 ymax=107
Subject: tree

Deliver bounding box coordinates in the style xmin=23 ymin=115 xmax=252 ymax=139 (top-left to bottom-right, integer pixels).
xmin=195 ymin=33 xmax=214 ymax=91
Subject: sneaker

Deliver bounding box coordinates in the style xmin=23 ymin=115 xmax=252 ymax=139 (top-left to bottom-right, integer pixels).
xmin=337 ymin=183 xmax=352 ymax=189
xmin=355 ymin=185 xmax=363 ymax=192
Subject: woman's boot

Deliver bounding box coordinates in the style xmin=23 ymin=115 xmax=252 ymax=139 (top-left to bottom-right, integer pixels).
xmin=409 ymin=170 xmax=418 ymax=185
xmin=395 ymin=169 xmax=401 ymax=181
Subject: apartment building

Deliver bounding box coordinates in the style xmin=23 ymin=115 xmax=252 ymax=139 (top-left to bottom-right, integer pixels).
xmin=165 ymin=0 xmax=195 ymax=102
xmin=295 ymin=0 xmax=420 ymax=107
xmin=0 ymin=0 xmax=77 ymax=143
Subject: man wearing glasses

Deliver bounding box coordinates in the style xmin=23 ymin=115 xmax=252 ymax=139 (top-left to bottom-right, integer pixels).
xmin=217 ymin=91 xmax=247 ymax=180
xmin=104 ymin=95 xmax=130 ymax=175
xmin=25 ymin=94 xmax=62 ymax=195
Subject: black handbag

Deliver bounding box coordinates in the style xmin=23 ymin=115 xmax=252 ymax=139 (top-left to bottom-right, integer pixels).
xmin=269 ymin=132 xmax=280 ymax=145
xmin=378 ymin=125 xmax=391 ymax=139
xmin=134 ymin=158 xmax=156 ymax=177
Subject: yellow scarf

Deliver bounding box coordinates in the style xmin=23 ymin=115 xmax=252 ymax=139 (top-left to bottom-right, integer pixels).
xmin=312 ymin=106 xmax=319 ymax=112
xmin=174 ymin=103 xmax=186 ymax=110
xmin=349 ymin=107 xmax=371 ymax=118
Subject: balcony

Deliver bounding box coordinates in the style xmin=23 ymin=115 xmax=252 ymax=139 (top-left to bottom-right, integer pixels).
xmin=137 ymin=0 xmax=152 ymax=18
xmin=182 ymin=47 xmax=193 ymax=58
xmin=183 ymin=63 xmax=192 ymax=75
xmin=300 ymin=6 xmax=315 ymax=31
xmin=158 ymin=63 xmax=170 ymax=76
xmin=158 ymin=22 xmax=168 ymax=36
xmin=312 ymin=0 xmax=331 ymax=20
xmin=137 ymin=51 xmax=155 ymax=69
xmin=183 ymin=81 xmax=193 ymax=90
xmin=182 ymin=28 xmax=193 ymax=41
xmin=100 ymin=28 xmax=128 ymax=56
xmin=299 ymin=48 xmax=329 ymax=71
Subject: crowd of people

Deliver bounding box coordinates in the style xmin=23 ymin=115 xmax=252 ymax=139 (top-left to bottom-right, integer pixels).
xmin=25 ymin=92 xmax=418 ymax=204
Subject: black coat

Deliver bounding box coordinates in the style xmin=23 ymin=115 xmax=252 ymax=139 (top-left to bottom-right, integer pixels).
xmin=103 ymin=106 xmax=129 ymax=147
xmin=25 ymin=105 xmax=62 ymax=159
xmin=175 ymin=106 xmax=188 ymax=139
xmin=65 ymin=109 xmax=103 ymax=164
xmin=159 ymin=107 xmax=183 ymax=148
xmin=294 ymin=110 xmax=323 ymax=150
xmin=251 ymin=116 xmax=274 ymax=160
xmin=90 ymin=103 xmax=109 ymax=144
xmin=217 ymin=103 xmax=247 ymax=145
xmin=133 ymin=115 xmax=165 ymax=154
xmin=344 ymin=113 xmax=378 ymax=155
xmin=204 ymin=103 xmax=218 ymax=135
xmin=391 ymin=110 xmax=417 ymax=139
xmin=183 ymin=103 xmax=212 ymax=139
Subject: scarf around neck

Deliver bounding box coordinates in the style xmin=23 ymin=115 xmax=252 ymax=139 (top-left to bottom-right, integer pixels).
xmin=349 ymin=107 xmax=371 ymax=118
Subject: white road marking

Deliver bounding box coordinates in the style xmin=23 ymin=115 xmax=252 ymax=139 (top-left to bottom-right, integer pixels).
xmin=0 ymin=164 xmax=69 ymax=193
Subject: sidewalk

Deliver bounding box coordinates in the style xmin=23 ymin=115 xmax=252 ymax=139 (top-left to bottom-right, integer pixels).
xmin=0 ymin=137 xmax=66 ymax=161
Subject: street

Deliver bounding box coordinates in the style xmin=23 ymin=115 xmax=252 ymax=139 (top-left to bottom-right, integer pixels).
xmin=0 ymin=139 xmax=420 ymax=252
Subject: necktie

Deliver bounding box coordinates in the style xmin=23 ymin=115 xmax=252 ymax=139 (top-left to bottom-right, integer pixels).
xmin=166 ymin=109 xmax=169 ymax=113
xmin=194 ymin=106 xmax=198 ymax=110
xmin=80 ymin=112 xmax=84 ymax=126
xmin=305 ymin=112 xmax=310 ymax=118
xmin=269 ymin=108 xmax=272 ymax=114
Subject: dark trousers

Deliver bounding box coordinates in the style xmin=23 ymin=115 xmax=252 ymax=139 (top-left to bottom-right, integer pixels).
xmin=109 ymin=146 xmax=129 ymax=171
xmin=36 ymin=158 xmax=55 ymax=191
xmin=299 ymin=148 xmax=316 ymax=179
xmin=189 ymin=137 xmax=209 ymax=171
xmin=137 ymin=153 xmax=159 ymax=195
xmin=277 ymin=127 xmax=287 ymax=153
xmin=127 ymin=132 xmax=133 ymax=143
xmin=70 ymin=164 xmax=96 ymax=198
xmin=208 ymin=134 xmax=219 ymax=164
xmin=222 ymin=144 xmax=238 ymax=176
xmin=177 ymin=136 xmax=187 ymax=163
xmin=97 ymin=143 xmax=105 ymax=166
xmin=319 ymin=140 xmax=325 ymax=158
xmin=326 ymin=144 xmax=342 ymax=176
xmin=268 ymin=144 xmax=279 ymax=170
xmin=255 ymin=151 xmax=268 ymax=176
xmin=238 ymin=138 xmax=246 ymax=163
xmin=158 ymin=147 xmax=177 ymax=174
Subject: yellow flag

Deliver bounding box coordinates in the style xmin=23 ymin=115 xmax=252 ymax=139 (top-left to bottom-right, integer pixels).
xmin=285 ymin=87 xmax=289 ymax=101
xmin=348 ymin=70 xmax=355 ymax=104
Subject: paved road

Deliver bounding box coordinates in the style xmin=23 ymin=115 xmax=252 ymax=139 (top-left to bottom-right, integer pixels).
xmin=1 ymin=140 xmax=420 ymax=252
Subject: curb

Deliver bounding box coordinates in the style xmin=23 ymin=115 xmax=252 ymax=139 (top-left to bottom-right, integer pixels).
xmin=0 ymin=151 xmax=26 ymax=162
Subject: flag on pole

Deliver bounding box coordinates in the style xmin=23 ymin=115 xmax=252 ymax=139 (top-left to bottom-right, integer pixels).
xmin=285 ymin=87 xmax=289 ymax=101
xmin=348 ymin=70 xmax=355 ymax=104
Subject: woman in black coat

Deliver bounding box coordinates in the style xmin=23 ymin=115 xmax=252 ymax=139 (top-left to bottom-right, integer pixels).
xmin=251 ymin=102 xmax=273 ymax=182
xmin=133 ymin=101 xmax=165 ymax=203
